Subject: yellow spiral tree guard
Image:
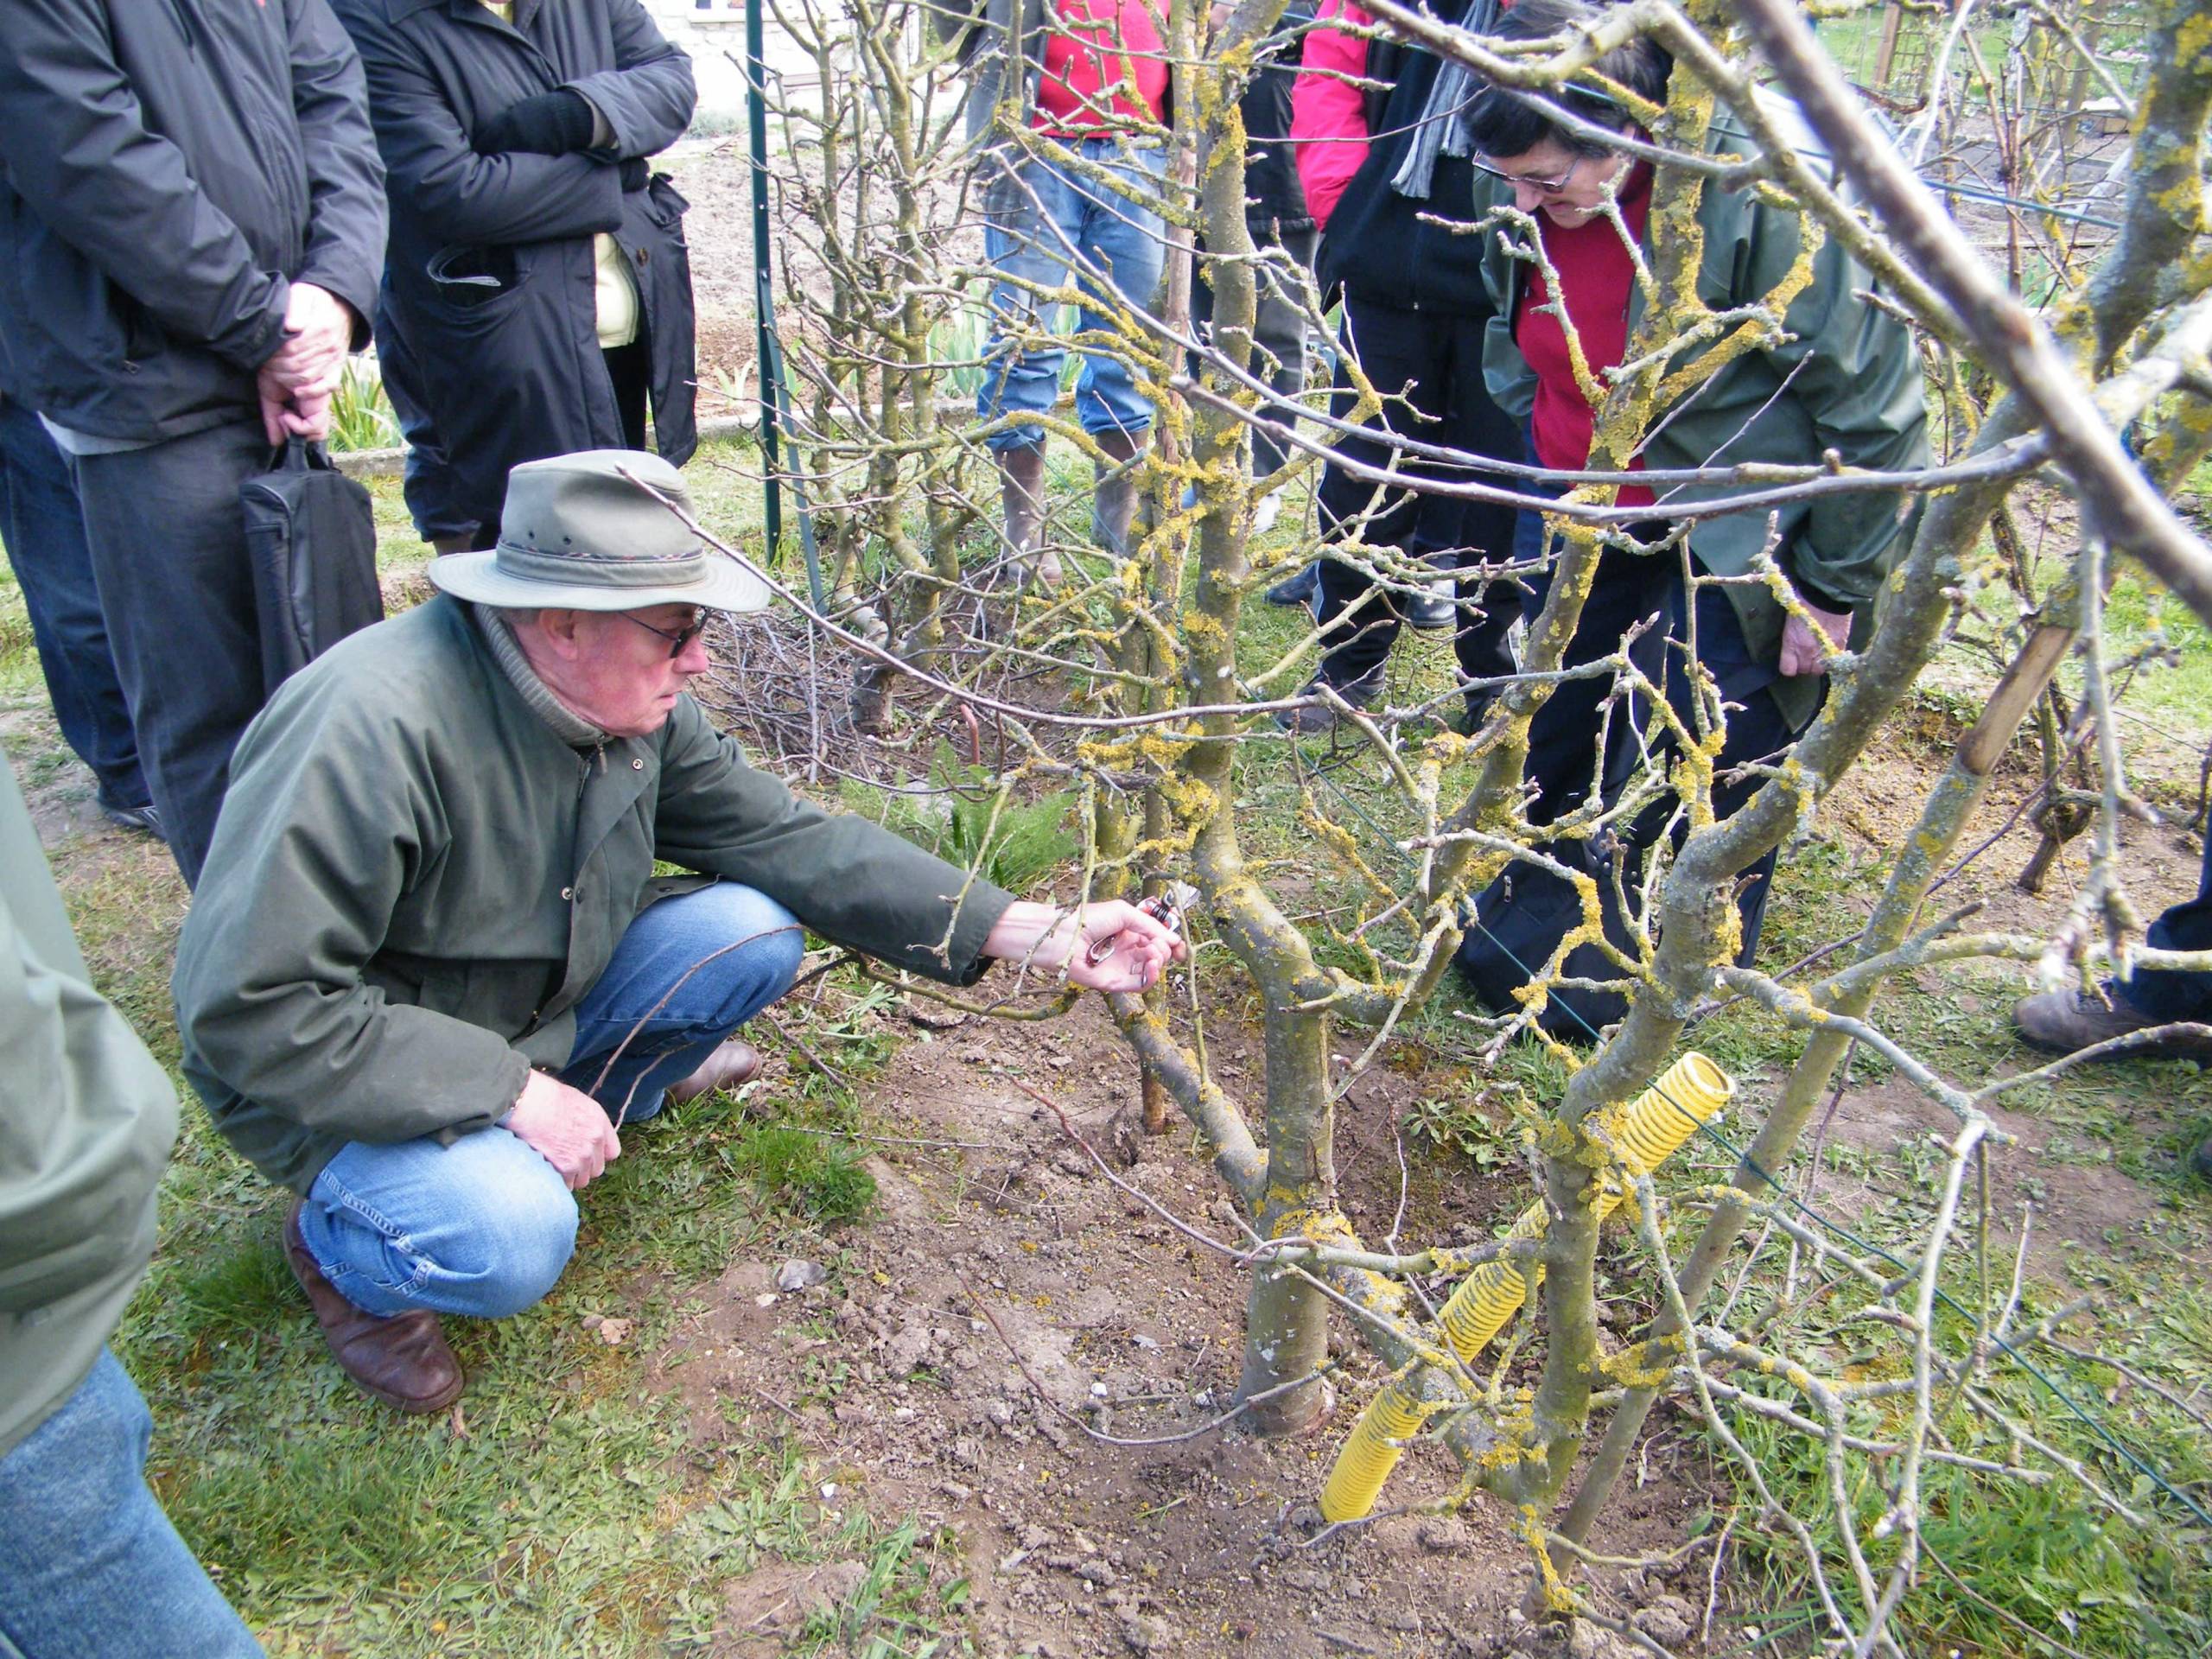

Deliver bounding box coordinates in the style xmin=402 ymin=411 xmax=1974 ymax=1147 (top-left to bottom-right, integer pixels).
xmin=1318 ymin=1052 xmax=1736 ymax=1522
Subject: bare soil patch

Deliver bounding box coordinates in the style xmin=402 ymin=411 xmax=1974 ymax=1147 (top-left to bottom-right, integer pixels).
xmin=646 ymin=696 xmax=2209 ymax=1656
xmin=656 ymin=1001 xmax=1718 ymax=1658
xmin=1815 ymin=1073 xmax=2165 ymax=1269
xmin=1789 ymin=738 xmax=2209 ymax=1282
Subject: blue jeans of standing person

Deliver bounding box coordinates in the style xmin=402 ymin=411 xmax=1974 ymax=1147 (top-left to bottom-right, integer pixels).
xmin=294 ymin=884 xmax=805 ymax=1322
xmin=0 ymin=398 xmax=149 ymax=817
xmin=976 ymin=140 xmax=1170 ymax=453
xmin=0 ymin=1351 xmax=262 ymax=1658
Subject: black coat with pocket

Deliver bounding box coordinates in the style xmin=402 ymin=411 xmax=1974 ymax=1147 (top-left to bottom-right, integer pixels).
xmin=1238 ymin=2 xmax=1316 ymax=238
xmin=330 ymin=0 xmax=697 ymax=542
xmin=0 ymin=0 xmax=385 ymax=445
xmin=1314 ymin=0 xmax=1501 ymax=313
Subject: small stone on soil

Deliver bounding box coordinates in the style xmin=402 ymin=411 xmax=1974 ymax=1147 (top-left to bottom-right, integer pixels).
xmin=776 ymin=1258 xmax=827 ymax=1291
xmin=1417 ymin=1516 xmax=1471 ymax=1553
xmin=1637 ymin=1594 xmax=1694 ymax=1647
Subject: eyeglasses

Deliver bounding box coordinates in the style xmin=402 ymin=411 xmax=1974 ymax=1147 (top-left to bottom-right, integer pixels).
xmin=1473 ymin=154 xmax=1586 ymax=196
xmin=622 ymin=610 xmax=706 ymax=659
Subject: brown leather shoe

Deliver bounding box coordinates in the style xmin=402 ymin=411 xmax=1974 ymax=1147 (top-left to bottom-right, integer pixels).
xmin=669 ymin=1037 xmax=765 ymax=1106
xmin=283 ymin=1204 xmax=464 ymax=1414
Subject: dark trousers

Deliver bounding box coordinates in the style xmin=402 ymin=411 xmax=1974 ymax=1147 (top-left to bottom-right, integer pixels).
xmin=72 ymin=417 xmax=273 ymax=887
xmin=2125 ymin=832 xmax=2212 ymax=1022
xmin=1458 ymin=507 xmax=1813 ymax=1037
xmin=0 ymin=399 xmax=149 ymax=812
xmin=1313 ymin=292 xmax=1522 ymax=704
xmin=1191 ymin=225 xmax=1319 ymax=480
xmin=605 ymin=340 xmax=650 ymax=454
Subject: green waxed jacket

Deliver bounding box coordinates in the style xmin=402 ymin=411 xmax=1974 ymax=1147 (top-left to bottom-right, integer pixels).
xmin=2 ymin=762 xmax=177 ymax=1456
xmin=1479 ymin=94 xmax=1931 ymax=727
xmin=174 ymin=597 xmax=1014 ymax=1195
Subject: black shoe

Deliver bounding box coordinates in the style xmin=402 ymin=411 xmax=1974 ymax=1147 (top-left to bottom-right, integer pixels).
xmin=1276 ymin=674 xmax=1380 ymax=734
xmin=2012 ymin=985 xmax=2212 ymax=1060
xmin=1451 ymin=691 xmax=1498 ymax=736
xmin=1264 ymin=563 xmax=1319 ymax=607
xmin=2193 ymin=1133 xmax=2212 ymax=1182
xmin=99 ymin=800 xmax=164 ymax=841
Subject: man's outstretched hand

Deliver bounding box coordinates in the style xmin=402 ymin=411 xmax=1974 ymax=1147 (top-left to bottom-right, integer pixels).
xmin=983 ymin=899 xmax=1187 ymax=994
xmin=504 ymin=1071 xmax=621 ymax=1190
xmin=257 ymin=281 xmax=355 ymax=444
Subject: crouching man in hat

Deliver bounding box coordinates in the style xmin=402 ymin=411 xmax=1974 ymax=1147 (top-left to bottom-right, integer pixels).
xmin=173 ymin=451 xmax=1181 ymax=1413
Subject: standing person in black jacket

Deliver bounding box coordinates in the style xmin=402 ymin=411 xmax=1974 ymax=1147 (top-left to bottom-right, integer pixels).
xmin=329 ymin=1 xmax=699 ymax=556
xmin=1191 ymin=2 xmax=1321 ymax=543
xmin=1281 ymin=0 xmax=1522 ymax=733
xmin=0 ymin=0 xmax=387 ymax=887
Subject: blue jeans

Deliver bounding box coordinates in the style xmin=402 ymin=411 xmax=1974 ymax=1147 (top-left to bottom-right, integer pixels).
xmin=0 ymin=398 xmax=149 ymax=813
xmin=295 ymin=884 xmax=804 ymax=1321
xmin=977 ymin=139 xmax=1169 ymax=453
xmin=0 ymin=1351 xmax=261 ymax=1658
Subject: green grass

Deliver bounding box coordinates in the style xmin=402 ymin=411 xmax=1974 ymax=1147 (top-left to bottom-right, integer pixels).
xmin=0 ymin=557 xmax=49 ymax=699
xmin=727 ymin=1125 xmax=879 ymax=1224
xmin=328 ymin=357 xmax=401 ymax=453
xmin=105 ymin=1019 xmax=961 ymax=1655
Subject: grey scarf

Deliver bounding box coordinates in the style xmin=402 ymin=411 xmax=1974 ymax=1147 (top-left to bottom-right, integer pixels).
xmin=1391 ymin=0 xmax=1503 ymax=201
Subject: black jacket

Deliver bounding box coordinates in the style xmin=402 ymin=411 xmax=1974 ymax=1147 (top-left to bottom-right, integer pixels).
xmin=1317 ymin=1 xmax=1497 ymax=313
xmin=329 ymin=0 xmax=697 ymax=543
xmin=1240 ymin=3 xmax=1315 ymax=237
xmin=0 ymin=0 xmax=386 ymax=444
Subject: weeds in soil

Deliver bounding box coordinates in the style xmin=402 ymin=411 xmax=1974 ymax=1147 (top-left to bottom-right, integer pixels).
xmin=728 ymin=1124 xmax=878 ymax=1223
xmin=842 ymin=741 xmax=1078 ymax=895
xmin=327 ymin=356 xmax=400 ymax=453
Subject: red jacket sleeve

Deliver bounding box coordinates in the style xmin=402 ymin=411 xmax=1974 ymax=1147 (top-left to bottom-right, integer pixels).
xmin=1293 ymin=0 xmax=1375 ymax=233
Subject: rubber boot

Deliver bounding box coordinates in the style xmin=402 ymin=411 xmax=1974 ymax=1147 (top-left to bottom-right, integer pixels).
xmin=1090 ymin=429 xmax=1147 ymax=560
xmin=995 ymin=444 xmax=1058 ymax=588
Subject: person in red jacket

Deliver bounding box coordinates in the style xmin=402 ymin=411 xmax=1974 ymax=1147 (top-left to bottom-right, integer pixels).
xmin=1279 ymin=0 xmax=1523 ymax=733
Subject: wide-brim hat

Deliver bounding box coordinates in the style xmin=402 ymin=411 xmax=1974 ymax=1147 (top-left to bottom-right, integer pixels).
xmin=427 ymin=449 xmax=771 ymax=613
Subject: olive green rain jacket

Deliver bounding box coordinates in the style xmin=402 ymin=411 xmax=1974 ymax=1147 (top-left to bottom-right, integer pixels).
xmin=1 ymin=763 xmax=177 ymax=1455
xmin=174 ymin=596 xmax=1014 ymax=1195
xmin=1479 ymin=92 xmax=1932 ymax=728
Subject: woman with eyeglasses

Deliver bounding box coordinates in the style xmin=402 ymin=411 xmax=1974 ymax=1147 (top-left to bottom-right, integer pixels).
xmin=1451 ymin=0 xmax=1930 ymax=1036
xmin=1281 ymin=0 xmax=1527 ymax=734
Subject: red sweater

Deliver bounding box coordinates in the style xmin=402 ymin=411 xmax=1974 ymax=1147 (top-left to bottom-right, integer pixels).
xmin=1516 ymin=164 xmax=1656 ymax=508
xmin=1034 ymin=0 xmax=1169 ymax=137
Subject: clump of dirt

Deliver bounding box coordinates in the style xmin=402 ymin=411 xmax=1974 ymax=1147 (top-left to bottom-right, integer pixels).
xmin=655 ymin=1002 xmax=1719 ymax=1658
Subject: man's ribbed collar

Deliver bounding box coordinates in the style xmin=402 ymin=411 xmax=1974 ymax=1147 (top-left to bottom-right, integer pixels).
xmin=473 ymin=603 xmax=610 ymax=751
